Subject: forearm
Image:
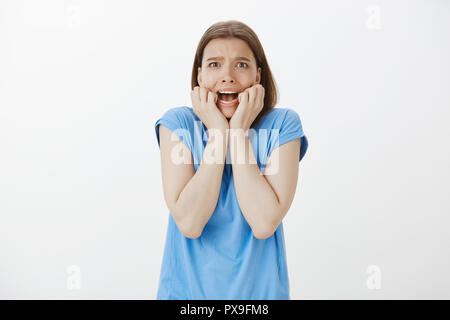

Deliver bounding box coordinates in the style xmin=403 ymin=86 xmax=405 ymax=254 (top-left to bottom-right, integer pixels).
xmin=173 ymin=128 xmax=228 ymax=238
xmin=229 ymin=129 xmax=282 ymax=238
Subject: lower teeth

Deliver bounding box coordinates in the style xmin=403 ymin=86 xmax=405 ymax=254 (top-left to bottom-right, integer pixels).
xmin=220 ymin=99 xmax=237 ymax=104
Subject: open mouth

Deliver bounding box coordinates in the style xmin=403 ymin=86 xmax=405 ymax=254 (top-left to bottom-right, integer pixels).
xmin=217 ymin=91 xmax=240 ymax=107
xmin=218 ymin=92 xmax=239 ymax=102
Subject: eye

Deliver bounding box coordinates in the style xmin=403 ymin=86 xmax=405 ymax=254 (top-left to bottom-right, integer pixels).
xmin=237 ymin=62 xmax=248 ymax=68
xmin=208 ymin=62 xmax=218 ymax=68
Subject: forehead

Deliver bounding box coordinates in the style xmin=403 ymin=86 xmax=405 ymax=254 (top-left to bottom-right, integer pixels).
xmin=203 ymin=37 xmax=255 ymax=61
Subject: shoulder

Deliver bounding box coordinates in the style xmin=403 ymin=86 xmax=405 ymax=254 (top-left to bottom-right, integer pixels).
xmin=160 ymin=106 xmax=197 ymax=122
xmin=260 ymin=107 xmax=308 ymax=162
xmin=257 ymin=107 xmax=303 ymax=129
xmin=155 ymin=106 xmax=200 ymax=148
xmin=156 ymin=106 xmax=201 ymax=131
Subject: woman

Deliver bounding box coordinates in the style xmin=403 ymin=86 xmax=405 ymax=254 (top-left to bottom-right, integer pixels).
xmin=154 ymin=20 xmax=308 ymax=299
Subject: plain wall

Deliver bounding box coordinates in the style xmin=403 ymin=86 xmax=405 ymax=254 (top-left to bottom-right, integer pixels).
xmin=1 ymin=0 xmax=449 ymax=299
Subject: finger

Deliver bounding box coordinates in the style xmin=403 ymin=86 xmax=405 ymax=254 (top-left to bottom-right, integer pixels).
xmin=258 ymin=86 xmax=265 ymax=107
xmin=207 ymin=91 xmax=216 ymax=105
xmin=191 ymin=86 xmax=198 ymax=97
xmin=199 ymin=87 xmax=207 ymax=104
xmin=255 ymin=84 xmax=262 ymax=95
xmin=238 ymin=91 xmax=248 ymax=104
xmin=255 ymin=84 xmax=263 ymax=101
xmin=248 ymin=86 xmax=256 ymax=103
xmin=191 ymin=86 xmax=200 ymax=105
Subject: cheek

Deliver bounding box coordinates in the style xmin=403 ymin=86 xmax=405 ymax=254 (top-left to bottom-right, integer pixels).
xmin=201 ymin=73 xmax=215 ymax=83
xmin=237 ymin=78 xmax=253 ymax=89
xmin=202 ymin=73 xmax=212 ymax=88
xmin=237 ymin=71 xmax=256 ymax=82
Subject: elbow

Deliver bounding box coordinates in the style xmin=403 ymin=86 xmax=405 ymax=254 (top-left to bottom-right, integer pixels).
xmin=171 ymin=206 xmax=204 ymax=239
xmin=253 ymin=230 xmax=274 ymax=240
xmin=182 ymin=228 xmax=202 ymax=239
xmin=178 ymin=217 xmax=204 ymax=239
xmin=252 ymin=216 xmax=282 ymax=239
xmin=252 ymin=225 xmax=275 ymax=240
xmin=249 ymin=204 xmax=286 ymax=240
xmin=253 ymin=206 xmax=287 ymax=239
xmin=178 ymin=222 xmax=203 ymax=239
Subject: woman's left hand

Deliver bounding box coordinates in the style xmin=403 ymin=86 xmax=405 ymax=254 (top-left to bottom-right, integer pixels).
xmin=229 ymin=84 xmax=265 ymax=131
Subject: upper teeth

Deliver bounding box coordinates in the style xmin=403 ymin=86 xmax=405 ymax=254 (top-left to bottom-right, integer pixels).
xmin=219 ymin=91 xmax=236 ymax=94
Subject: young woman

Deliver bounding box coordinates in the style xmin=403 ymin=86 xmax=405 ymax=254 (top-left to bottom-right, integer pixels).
xmin=154 ymin=20 xmax=308 ymax=300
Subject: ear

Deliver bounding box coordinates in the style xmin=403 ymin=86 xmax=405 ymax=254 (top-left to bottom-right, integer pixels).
xmin=197 ymin=67 xmax=202 ymax=86
xmin=255 ymin=67 xmax=261 ymax=84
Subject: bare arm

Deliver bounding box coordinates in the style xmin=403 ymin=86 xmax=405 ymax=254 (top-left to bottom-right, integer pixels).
xmin=159 ymin=124 xmax=228 ymax=239
xmin=229 ymin=129 xmax=300 ymax=239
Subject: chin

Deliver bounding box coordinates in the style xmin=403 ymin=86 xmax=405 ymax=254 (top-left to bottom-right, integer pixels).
xmin=221 ymin=108 xmax=235 ymax=119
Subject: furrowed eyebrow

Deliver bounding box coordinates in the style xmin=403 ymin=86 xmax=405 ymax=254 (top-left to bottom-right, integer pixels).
xmin=206 ymin=56 xmax=252 ymax=62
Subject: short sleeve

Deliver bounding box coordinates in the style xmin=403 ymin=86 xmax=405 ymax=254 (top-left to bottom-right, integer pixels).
xmin=154 ymin=107 xmax=193 ymax=151
xmin=277 ymin=109 xmax=309 ymax=162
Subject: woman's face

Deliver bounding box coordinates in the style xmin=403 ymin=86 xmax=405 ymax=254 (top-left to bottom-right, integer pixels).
xmin=197 ymin=37 xmax=261 ymax=119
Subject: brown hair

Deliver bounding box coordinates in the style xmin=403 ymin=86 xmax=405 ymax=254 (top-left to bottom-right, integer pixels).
xmin=191 ymin=20 xmax=278 ymax=129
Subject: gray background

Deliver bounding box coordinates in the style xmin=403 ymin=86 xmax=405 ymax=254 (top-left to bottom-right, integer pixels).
xmin=1 ymin=0 xmax=449 ymax=299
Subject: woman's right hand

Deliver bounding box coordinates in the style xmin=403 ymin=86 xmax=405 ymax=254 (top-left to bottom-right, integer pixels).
xmin=191 ymin=86 xmax=230 ymax=132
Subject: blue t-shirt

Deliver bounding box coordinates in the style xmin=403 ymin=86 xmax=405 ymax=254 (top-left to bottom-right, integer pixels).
xmin=154 ymin=106 xmax=308 ymax=300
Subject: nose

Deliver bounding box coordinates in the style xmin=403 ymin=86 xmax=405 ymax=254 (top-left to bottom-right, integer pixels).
xmin=220 ymin=64 xmax=235 ymax=83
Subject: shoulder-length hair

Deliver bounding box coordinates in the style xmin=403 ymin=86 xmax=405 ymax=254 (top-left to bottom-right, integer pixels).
xmin=191 ymin=20 xmax=278 ymax=129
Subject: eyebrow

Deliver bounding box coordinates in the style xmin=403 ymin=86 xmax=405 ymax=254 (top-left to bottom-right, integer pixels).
xmin=206 ymin=56 xmax=252 ymax=62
